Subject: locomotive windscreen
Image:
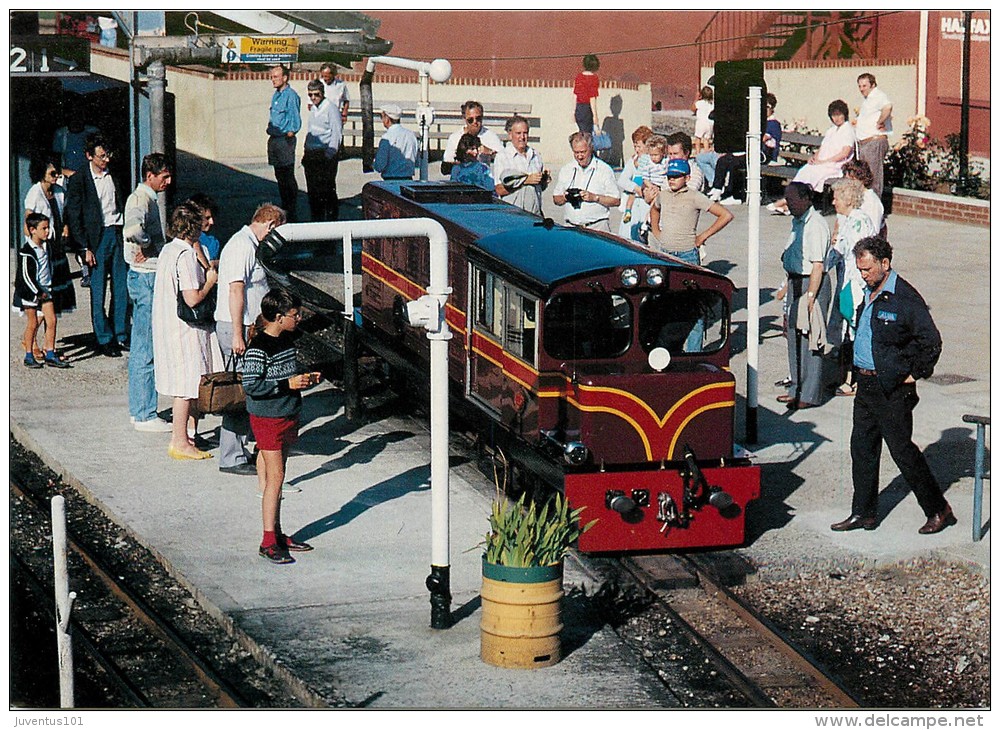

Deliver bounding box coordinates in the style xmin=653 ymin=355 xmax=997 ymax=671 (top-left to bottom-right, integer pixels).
xmin=638 ymin=290 xmax=728 ymax=356
xmin=543 ymin=293 xmax=632 ymax=359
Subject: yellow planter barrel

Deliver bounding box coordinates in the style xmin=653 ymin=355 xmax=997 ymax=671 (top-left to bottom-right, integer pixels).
xmin=480 ymin=559 xmax=564 ymax=669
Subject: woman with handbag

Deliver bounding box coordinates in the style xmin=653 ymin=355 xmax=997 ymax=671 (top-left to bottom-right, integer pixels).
xmin=152 ymin=203 xmax=219 ymax=460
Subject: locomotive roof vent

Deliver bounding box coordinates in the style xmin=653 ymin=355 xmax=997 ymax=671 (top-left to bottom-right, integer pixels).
xmin=400 ymin=182 xmax=494 ymax=204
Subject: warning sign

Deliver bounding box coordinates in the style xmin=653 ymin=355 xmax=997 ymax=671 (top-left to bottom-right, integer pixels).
xmin=222 ymin=36 xmax=299 ymax=65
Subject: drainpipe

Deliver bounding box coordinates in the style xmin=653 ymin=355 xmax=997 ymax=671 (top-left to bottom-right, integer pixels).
xmin=265 ymin=218 xmax=454 ymax=628
xmin=363 ymin=57 xmax=452 ymax=181
xmin=745 ymin=87 xmax=762 ymax=445
xmin=148 ymin=60 xmax=167 ymax=230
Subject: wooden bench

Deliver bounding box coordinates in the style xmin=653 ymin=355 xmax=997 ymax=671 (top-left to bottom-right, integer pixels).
xmin=341 ymin=101 xmax=540 ymax=156
xmin=760 ymin=131 xmax=835 ymax=206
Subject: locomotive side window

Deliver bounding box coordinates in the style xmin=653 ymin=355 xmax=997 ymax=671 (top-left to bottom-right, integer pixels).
xmin=505 ymin=293 xmax=537 ymax=366
xmin=638 ymin=290 xmax=728 ymax=356
xmin=543 ymin=293 xmax=632 ymax=360
xmin=474 ymin=268 xmax=503 ymax=340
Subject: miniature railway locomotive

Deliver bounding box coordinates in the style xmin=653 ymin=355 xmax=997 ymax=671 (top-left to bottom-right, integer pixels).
xmin=270 ymin=181 xmax=760 ymax=553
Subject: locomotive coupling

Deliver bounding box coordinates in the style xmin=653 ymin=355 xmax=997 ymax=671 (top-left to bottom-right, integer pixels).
xmin=682 ymin=445 xmax=735 ymax=512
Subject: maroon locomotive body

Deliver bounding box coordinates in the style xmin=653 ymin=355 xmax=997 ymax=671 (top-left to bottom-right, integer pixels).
xmin=352 ymin=181 xmax=759 ymax=553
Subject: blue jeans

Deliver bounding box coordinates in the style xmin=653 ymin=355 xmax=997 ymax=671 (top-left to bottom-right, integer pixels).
xmin=695 ymin=152 xmax=719 ymax=188
xmin=90 ymin=226 xmax=128 ymax=345
xmin=127 ymin=269 xmax=158 ymax=422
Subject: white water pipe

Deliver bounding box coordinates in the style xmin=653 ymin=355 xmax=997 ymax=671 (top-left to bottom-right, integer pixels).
xmin=745 ymin=87 xmax=762 ymax=444
xmin=272 ymin=218 xmax=453 ymax=577
xmin=52 ymin=495 xmax=77 ymax=707
xmin=364 ymin=56 xmax=452 ymax=181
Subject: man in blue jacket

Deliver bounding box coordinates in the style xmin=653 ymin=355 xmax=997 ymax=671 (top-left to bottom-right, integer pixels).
xmin=831 ymin=236 xmax=954 ymax=535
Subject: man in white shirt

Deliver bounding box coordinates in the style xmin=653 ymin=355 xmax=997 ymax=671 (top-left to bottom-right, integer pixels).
xmin=493 ymin=116 xmax=549 ymax=215
xmin=374 ymin=105 xmax=419 ymax=180
xmin=552 ymin=132 xmax=621 ymax=232
xmin=63 ymin=133 xmax=128 ymax=357
xmin=855 ymin=72 xmax=893 ymax=197
xmin=123 ymin=153 xmax=173 ymax=432
xmin=213 ymin=203 xmax=286 ymax=476
xmin=319 ymin=62 xmax=350 ymax=122
xmin=441 ymin=100 xmax=504 ymax=175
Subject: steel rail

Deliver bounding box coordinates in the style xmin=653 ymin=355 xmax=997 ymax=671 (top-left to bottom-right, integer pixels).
xmin=10 ymin=479 xmax=247 ymax=708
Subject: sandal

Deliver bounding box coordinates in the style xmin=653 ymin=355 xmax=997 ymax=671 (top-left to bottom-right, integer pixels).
xmin=44 ymin=350 xmax=71 ymax=369
xmin=836 ymin=383 xmax=856 ymax=397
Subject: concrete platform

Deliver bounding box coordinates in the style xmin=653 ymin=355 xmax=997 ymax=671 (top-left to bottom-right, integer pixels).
xmin=9 ymin=152 xmax=990 ymax=715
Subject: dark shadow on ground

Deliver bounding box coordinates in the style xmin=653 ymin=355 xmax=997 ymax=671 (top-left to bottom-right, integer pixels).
xmin=292 ymin=463 xmax=430 ymax=541
xmin=289 ymin=429 xmax=416 ymax=485
xmin=874 ymin=425 xmax=989 ymax=525
xmin=732 ymin=392 xmax=831 ymax=545
xmin=174 ymin=150 xmax=366 ymax=244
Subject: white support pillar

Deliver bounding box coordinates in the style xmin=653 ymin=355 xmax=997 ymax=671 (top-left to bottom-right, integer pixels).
xmin=52 ymin=496 xmax=77 ymax=708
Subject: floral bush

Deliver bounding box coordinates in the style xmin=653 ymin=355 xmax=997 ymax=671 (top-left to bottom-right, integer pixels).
xmin=884 ymin=116 xmax=989 ymax=199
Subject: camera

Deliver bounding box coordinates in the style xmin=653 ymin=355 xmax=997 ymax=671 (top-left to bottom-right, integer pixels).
xmin=564 ymin=188 xmax=584 ymax=209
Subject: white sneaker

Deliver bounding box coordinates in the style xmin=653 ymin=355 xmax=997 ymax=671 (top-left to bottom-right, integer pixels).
xmin=766 ymin=202 xmax=777 ymax=212
xmin=257 ymin=483 xmax=303 ymax=498
xmin=720 ymin=197 xmax=741 ymax=206
xmin=134 ymin=417 xmax=172 ymax=433
xmin=708 ymin=189 xmax=722 ymax=201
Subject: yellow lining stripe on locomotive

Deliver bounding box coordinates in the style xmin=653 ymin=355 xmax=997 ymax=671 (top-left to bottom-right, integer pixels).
xmin=575 ymin=381 xmax=733 ymax=427
xmin=666 ymin=400 xmax=736 ymax=459
xmin=362 ymin=253 xmax=467 ymax=336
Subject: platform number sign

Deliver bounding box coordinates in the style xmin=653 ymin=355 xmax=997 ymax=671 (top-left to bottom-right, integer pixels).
xmin=10 ymin=36 xmax=90 ymax=77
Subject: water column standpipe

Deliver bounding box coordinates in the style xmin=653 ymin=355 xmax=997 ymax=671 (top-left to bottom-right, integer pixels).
xmin=745 ymin=87 xmax=762 ymax=444
xmin=263 ymin=218 xmax=454 ymax=628
xmin=363 ymin=57 xmax=452 ymax=181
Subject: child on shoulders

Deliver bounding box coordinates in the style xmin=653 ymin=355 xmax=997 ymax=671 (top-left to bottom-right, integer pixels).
xmin=623 ymin=134 xmax=669 ymax=223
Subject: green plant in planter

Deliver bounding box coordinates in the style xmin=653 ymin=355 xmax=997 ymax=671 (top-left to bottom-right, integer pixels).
xmin=482 ymin=492 xmax=596 ymax=568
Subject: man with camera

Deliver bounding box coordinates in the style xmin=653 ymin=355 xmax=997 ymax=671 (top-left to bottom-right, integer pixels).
xmin=493 ymin=115 xmax=549 ymax=215
xmin=552 ymin=131 xmax=620 ymax=232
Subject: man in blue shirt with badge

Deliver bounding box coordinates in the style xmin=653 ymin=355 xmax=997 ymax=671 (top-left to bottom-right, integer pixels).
xmin=267 ymin=65 xmax=301 ymax=221
xmin=831 ymin=236 xmax=954 ymax=535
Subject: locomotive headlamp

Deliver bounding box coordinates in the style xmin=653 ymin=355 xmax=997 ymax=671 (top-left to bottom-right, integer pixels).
xmin=620 ymin=268 xmax=639 ymax=287
xmin=563 ymin=441 xmax=589 ymax=466
xmin=646 ymin=268 xmax=664 ymax=287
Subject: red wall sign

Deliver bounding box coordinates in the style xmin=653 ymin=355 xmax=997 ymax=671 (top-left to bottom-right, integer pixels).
xmin=936 ymin=11 xmax=990 ymax=104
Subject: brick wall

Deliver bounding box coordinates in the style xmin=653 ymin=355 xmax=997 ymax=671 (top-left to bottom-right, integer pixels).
xmin=890 ymin=188 xmax=990 ymax=227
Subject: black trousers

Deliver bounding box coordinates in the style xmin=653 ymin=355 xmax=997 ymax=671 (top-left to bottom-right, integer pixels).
xmin=273 ymin=164 xmax=298 ymax=222
xmin=302 ymin=149 xmax=340 ymax=222
xmin=850 ymin=372 xmax=947 ymax=519
xmin=711 ymin=153 xmax=746 ymax=197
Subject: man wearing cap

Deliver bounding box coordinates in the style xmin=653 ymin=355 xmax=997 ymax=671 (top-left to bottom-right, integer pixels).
xmin=552 ymin=131 xmax=620 ymax=232
xmin=645 ymin=158 xmax=732 ymax=266
xmin=374 ymin=104 xmax=419 ymax=181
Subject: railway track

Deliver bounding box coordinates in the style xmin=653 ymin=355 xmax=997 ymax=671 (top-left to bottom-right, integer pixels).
xmin=11 ymin=477 xmax=249 ymax=708
xmin=618 ymin=552 xmax=862 ymax=708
